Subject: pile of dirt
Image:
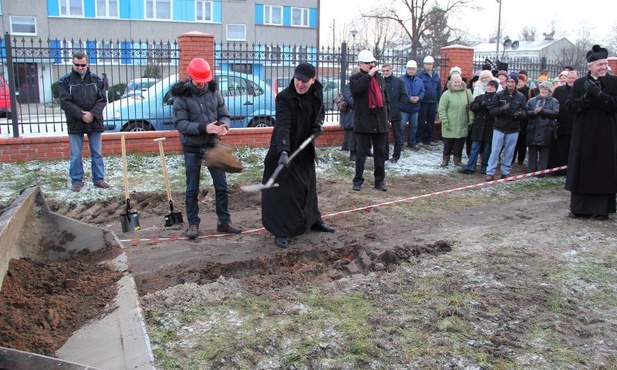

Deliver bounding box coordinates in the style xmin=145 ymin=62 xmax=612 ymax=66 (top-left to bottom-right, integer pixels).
xmin=0 ymin=246 xmax=123 ymax=356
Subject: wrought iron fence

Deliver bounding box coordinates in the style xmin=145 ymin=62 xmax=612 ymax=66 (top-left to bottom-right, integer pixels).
xmin=1 ymin=34 xmax=579 ymax=138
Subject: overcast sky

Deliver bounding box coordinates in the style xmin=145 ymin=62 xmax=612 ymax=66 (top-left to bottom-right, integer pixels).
xmin=319 ymin=0 xmax=613 ymax=47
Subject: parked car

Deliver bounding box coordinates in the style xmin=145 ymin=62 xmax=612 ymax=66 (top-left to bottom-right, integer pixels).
xmin=273 ymin=76 xmax=339 ymax=111
xmin=103 ymin=71 xmax=276 ymax=132
xmin=120 ymin=78 xmax=160 ymax=99
xmin=0 ymin=75 xmax=12 ymax=119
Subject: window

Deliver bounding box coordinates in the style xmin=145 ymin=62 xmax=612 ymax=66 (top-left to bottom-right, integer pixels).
xmin=291 ymin=7 xmax=309 ymax=27
xmin=60 ymin=40 xmax=88 ymax=64
xmin=265 ymin=45 xmax=281 ymax=63
xmin=149 ymin=42 xmax=173 ymax=64
xmin=10 ymin=16 xmax=37 ymax=36
xmin=226 ymin=24 xmax=246 ymax=41
xmin=146 ymin=0 xmax=171 ymax=20
xmin=59 ymin=0 xmax=84 ymax=16
xmin=196 ymin=0 xmax=213 ymax=22
xmin=96 ymin=0 xmax=119 ymax=17
xmin=264 ymin=5 xmax=282 ymax=25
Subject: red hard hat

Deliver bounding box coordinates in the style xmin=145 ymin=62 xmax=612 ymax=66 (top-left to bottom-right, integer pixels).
xmin=187 ymin=58 xmax=212 ymax=83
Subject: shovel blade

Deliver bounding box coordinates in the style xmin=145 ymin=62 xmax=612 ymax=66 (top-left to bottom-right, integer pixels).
xmin=121 ymin=212 xmax=141 ymax=233
xmin=240 ymin=179 xmax=278 ymax=192
xmin=164 ymin=212 xmax=184 ymax=227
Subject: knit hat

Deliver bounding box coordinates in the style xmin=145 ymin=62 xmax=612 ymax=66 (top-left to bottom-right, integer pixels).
xmin=449 ymin=66 xmax=462 ymax=76
xmin=586 ymin=44 xmax=609 ymax=63
xmin=539 ymin=81 xmax=553 ymax=93
xmin=487 ymin=80 xmax=499 ymax=89
xmin=537 ymin=75 xmax=548 ymax=83
xmin=497 ymin=70 xmax=508 ymax=78
xmin=507 ymin=71 xmax=518 ymax=84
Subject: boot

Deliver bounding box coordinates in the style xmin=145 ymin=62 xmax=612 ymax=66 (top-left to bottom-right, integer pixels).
xmin=440 ymin=155 xmax=450 ymax=167
xmin=453 ymin=156 xmax=463 ymax=167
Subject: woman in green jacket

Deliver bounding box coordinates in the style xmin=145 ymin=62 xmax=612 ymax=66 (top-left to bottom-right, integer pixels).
xmin=438 ymin=74 xmax=474 ymax=167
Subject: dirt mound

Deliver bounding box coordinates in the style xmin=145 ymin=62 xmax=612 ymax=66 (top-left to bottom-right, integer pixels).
xmin=0 ymin=246 xmax=123 ymax=356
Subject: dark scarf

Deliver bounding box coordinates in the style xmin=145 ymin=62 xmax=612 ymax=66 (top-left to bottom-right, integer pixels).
xmin=360 ymin=70 xmax=384 ymax=109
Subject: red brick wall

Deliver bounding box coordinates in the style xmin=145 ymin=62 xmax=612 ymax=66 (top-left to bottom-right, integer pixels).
xmin=0 ymin=126 xmax=346 ymax=163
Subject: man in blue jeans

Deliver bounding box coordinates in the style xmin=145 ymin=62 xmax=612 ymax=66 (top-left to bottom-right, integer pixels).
xmin=486 ymin=72 xmax=527 ymax=180
xmin=400 ymin=60 xmax=425 ymax=151
xmin=172 ymin=57 xmax=242 ymax=240
xmin=58 ymin=51 xmax=109 ymax=192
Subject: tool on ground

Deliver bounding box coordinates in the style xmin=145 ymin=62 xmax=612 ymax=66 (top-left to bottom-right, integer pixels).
xmin=120 ymin=134 xmax=141 ymax=233
xmin=241 ymin=133 xmax=317 ymax=192
xmin=154 ymin=137 xmax=184 ymax=226
xmin=203 ymin=141 xmax=244 ymax=173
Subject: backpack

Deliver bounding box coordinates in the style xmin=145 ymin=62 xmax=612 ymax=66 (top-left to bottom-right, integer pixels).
xmin=334 ymin=92 xmax=349 ymax=112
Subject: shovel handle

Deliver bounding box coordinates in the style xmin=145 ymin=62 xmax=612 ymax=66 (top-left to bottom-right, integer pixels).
xmin=121 ymin=134 xmax=130 ymax=201
xmin=154 ymin=137 xmax=173 ymax=202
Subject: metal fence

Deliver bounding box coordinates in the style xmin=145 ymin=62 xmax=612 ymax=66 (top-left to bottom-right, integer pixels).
xmin=1 ymin=34 xmax=578 ymax=138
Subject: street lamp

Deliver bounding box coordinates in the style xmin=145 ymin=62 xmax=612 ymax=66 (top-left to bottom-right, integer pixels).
xmin=495 ymin=0 xmax=502 ymax=60
xmin=350 ymin=30 xmax=358 ymax=51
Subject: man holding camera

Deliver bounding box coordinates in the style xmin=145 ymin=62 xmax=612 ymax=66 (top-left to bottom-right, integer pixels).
xmin=485 ymin=72 xmax=527 ymax=180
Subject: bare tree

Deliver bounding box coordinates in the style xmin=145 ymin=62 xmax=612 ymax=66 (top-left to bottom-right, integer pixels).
xmin=361 ymin=0 xmax=477 ymax=59
xmin=420 ymin=7 xmax=459 ymax=57
xmin=604 ymin=24 xmax=617 ymax=56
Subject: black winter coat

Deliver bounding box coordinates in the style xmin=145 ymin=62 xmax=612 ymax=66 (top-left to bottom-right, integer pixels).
xmin=468 ymin=92 xmax=495 ymax=143
xmin=261 ymin=80 xmax=325 ymax=238
xmin=171 ymin=80 xmax=230 ymax=152
xmin=524 ymin=95 xmax=559 ymax=147
xmin=58 ymin=69 xmax=107 ymax=134
xmin=489 ymin=88 xmax=527 ymax=133
xmin=565 ymin=73 xmax=617 ymax=195
xmin=383 ymin=75 xmax=408 ymax=121
xmin=349 ymin=70 xmax=389 ymax=134
xmin=552 ymin=84 xmax=575 ymax=136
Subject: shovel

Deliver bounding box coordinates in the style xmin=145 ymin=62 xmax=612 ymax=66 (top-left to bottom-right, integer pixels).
xmin=154 ymin=137 xmax=184 ymax=227
xmin=120 ymin=134 xmax=141 ymax=233
xmin=241 ymin=133 xmax=317 ymax=192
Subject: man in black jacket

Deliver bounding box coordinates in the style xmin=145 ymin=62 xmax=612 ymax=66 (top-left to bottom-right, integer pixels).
xmin=381 ymin=63 xmax=408 ymax=163
xmin=261 ymin=63 xmax=334 ymax=249
xmin=486 ymin=72 xmax=527 ymax=180
xmin=58 ymin=51 xmax=109 ymax=192
xmin=173 ymin=57 xmax=242 ymax=239
xmin=350 ymin=50 xmax=390 ymax=191
xmin=565 ymin=45 xmax=617 ymax=220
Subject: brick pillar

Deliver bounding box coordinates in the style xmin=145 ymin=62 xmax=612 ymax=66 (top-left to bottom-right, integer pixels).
xmin=439 ymin=45 xmax=475 ymax=87
xmin=608 ymin=57 xmax=617 ymax=76
xmin=177 ymin=31 xmax=215 ymax=81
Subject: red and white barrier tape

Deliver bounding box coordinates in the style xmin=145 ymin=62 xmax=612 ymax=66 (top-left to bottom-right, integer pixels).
xmin=119 ymin=165 xmax=567 ymax=244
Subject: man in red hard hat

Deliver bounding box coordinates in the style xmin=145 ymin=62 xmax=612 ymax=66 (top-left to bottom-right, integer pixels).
xmin=171 ymin=57 xmax=243 ymax=239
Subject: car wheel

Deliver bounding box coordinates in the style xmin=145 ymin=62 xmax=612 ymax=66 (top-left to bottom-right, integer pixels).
xmin=249 ymin=118 xmax=273 ymax=128
xmin=123 ymin=121 xmax=153 ymax=132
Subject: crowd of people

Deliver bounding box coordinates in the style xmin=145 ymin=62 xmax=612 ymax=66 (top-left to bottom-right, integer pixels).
xmin=58 ymin=45 xmax=616 ymax=248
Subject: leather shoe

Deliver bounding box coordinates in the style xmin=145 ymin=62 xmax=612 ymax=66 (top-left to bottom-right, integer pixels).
xmin=500 ymin=174 xmax=510 ymax=179
xmin=217 ymin=222 xmax=242 ymax=234
xmin=374 ymin=183 xmax=387 ymax=191
xmin=485 ymin=175 xmax=494 ymax=181
xmin=274 ymin=236 xmax=288 ymax=249
xmin=311 ymin=222 xmax=335 ymax=233
xmin=353 ymin=183 xmax=361 ymax=191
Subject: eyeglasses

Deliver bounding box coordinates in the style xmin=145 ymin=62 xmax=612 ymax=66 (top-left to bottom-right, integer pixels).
xmin=73 ymin=63 xmax=87 ymax=67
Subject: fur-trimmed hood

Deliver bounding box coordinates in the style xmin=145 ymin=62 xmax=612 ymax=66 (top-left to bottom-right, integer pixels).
xmin=170 ymin=78 xmax=219 ymax=97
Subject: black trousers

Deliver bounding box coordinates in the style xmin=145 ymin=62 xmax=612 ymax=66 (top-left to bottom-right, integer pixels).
xmin=354 ymin=132 xmax=387 ymax=186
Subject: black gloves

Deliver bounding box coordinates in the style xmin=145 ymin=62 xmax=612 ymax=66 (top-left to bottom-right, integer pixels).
xmin=278 ymin=151 xmax=289 ymax=167
xmin=584 ymin=79 xmax=602 ymax=97
xmin=311 ymin=125 xmax=324 ymax=138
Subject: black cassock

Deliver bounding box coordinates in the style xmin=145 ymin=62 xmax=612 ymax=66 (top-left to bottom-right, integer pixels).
xmin=565 ymin=72 xmax=617 ymax=216
xmin=261 ymin=82 xmax=325 ymax=238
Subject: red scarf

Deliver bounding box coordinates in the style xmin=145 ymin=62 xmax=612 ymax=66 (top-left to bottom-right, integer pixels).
xmin=361 ymin=70 xmax=384 ymax=109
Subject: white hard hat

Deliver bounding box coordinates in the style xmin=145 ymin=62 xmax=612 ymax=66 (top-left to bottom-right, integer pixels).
xmin=423 ymin=55 xmax=435 ymax=64
xmin=405 ymin=60 xmax=417 ymax=69
xmin=357 ymin=50 xmax=376 ymax=63
xmin=449 ymin=66 xmax=462 ymax=75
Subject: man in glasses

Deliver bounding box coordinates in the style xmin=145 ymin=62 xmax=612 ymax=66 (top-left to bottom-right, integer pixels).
xmin=58 ymin=51 xmax=109 ymax=192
